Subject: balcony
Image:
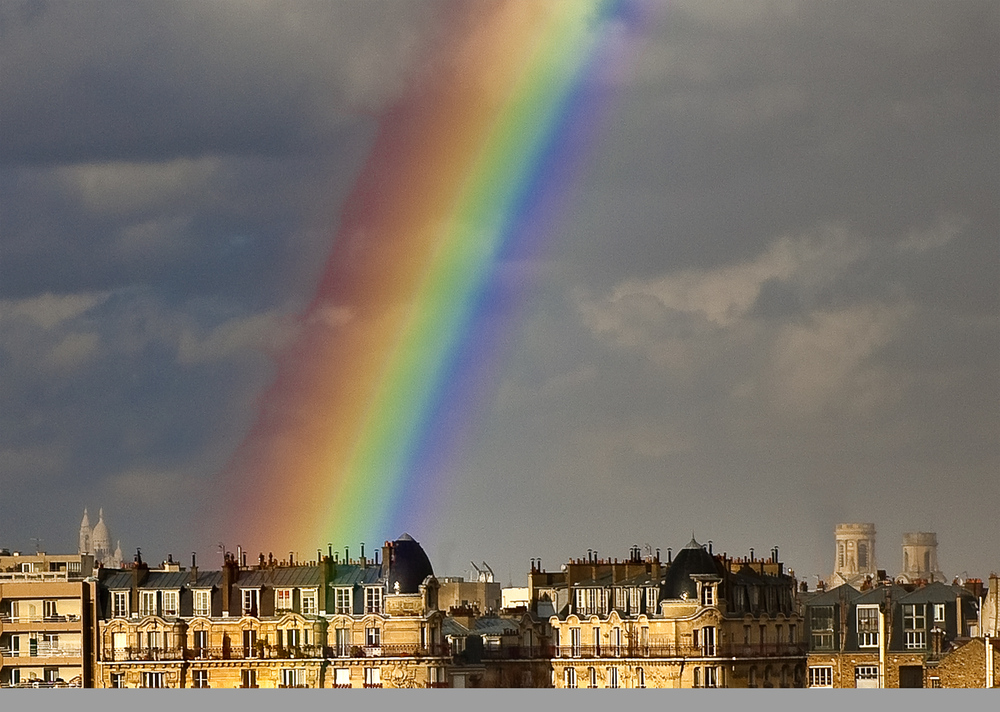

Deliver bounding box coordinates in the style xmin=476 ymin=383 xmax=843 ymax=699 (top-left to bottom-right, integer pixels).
xmin=106 ymin=647 xmax=185 ymax=662
xmin=553 ymin=643 xmax=805 ymax=659
xmin=477 ymin=645 xmax=556 ymax=661
xmin=339 ymin=643 xmax=450 ymax=659
xmin=1 ymin=646 xmax=83 ymax=660
xmin=186 ymin=644 xmax=327 ymax=661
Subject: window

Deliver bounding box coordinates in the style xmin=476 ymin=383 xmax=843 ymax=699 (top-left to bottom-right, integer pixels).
xmin=811 ymin=606 xmax=834 ymax=649
xmin=281 ymin=668 xmax=303 ymax=688
xmin=789 ymin=624 xmax=796 ymax=644
xmin=112 ymin=591 xmax=129 ymax=617
xmin=933 ymin=603 xmax=945 ymax=623
xmin=929 ymin=677 xmax=941 ymax=688
xmin=192 ymin=629 xmax=207 ymax=657
xmin=646 ymin=587 xmax=658 ymax=614
xmin=575 ymin=588 xmax=607 ymax=616
xmin=192 ymin=669 xmax=209 ymax=688
xmin=193 ymin=590 xmax=211 ymax=617
xmin=702 ymin=626 xmax=716 ymax=656
xmin=110 ymin=672 xmax=125 ymax=688
xmin=242 ymin=629 xmax=257 ymax=657
xmin=904 ymin=604 xmax=926 ymax=649
xmin=808 ymin=666 xmax=833 ymax=687
xmin=334 ymin=668 xmax=351 ymax=687
xmin=611 ymin=627 xmax=622 ymax=656
xmin=704 ymin=666 xmax=718 ymax=688
xmin=588 ymin=667 xmax=597 ymax=689
xmin=335 ymin=628 xmax=349 ymax=656
xmin=607 ymin=667 xmax=620 ymax=688
xmin=241 ymin=669 xmax=257 ymax=688
xmin=142 ymin=672 xmax=165 ymax=689
xmin=571 ymin=627 xmax=581 ymax=657
xmin=366 ymin=627 xmax=381 ymax=647
xmin=593 ymin=627 xmax=601 ymax=652
xmin=276 ymin=588 xmax=293 ymax=611
xmin=858 ymin=542 xmax=869 ymax=569
xmin=365 ymin=587 xmax=383 ymax=614
xmin=565 ymin=667 xmax=577 ymax=688
xmin=335 ymin=588 xmax=352 ymax=614
xmin=854 ymin=665 xmax=879 ymax=689
xmin=146 ymin=630 xmax=161 ymax=651
xmin=857 ymin=606 xmax=879 ymax=647
xmin=285 ymin=628 xmax=300 ymax=648
xmin=140 ymin=591 xmax=157 ymax=617
xmin=242 ymin=589 xmax=259 ymax=617
xmin=301 ymin=588 xmax=317 ymax=615
xmin=701 ymin=584 xmax=715 ymax=606
xmin=636 ymin=667 xmax=645 ymax=689
xmin=693 ymin=667 xmax=700 ymax=688
xmin=43 ymin=600 xmax=58 ymax=619
xmin=838 ymin=542 xmax=845 ymax=569
xmin=364 ymin=667 xmax=381 ymax=688
xmin=162 ymin=591 xmax=178 ymax=617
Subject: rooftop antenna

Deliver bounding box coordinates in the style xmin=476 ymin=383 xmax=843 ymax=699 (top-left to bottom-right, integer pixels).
xmin=30 ymin=538 xmax=43 ymax=554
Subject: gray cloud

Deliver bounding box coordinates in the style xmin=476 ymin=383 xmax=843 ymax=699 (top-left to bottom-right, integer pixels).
xmin=0 ymin=1 xmax=995 ymax=581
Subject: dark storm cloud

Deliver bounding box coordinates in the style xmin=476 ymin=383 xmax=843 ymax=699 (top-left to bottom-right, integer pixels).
xmin=0 ymin=1 xmax=995 ymax=580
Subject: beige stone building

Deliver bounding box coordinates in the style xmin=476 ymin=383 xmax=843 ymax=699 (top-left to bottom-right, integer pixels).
xmin=541 ymin=540 xmax=806 ymax=688
xmin=0 ymin=551 xmax=96 ymax=687
xmin=93 ymin=534 xmax=450 ymax=688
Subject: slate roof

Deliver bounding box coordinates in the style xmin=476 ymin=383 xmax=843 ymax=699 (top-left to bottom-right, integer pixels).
xmin=234 ymin=566 xmax=321 ymax=589
xmin=470 ymin=617 xmax=520 ymax=636
xmin=442 ymin=619 xmax=471 ymax=637
xmin=329 ymin=564 xmax=384 ymax=587
xmin=188 ymin=571 xmax=223 ymax=589
xmin=101 ymin=571 xmax=134 ymax=590
xmin=800 ymin=583 xmax=863 ymax=607
xmin=143 ymin=571 xmax=192 ymax=589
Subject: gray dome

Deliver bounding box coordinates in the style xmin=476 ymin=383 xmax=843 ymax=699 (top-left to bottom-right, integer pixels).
xmin=661 ymin=537 xmax=721 ymax=600
xmin=386 ymin=533 xmax=434 ymax=594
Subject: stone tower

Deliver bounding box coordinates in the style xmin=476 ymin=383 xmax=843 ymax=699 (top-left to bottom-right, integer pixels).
xmin=899 ymin=532 xmax=943 ymax=583
xmin=79 ymin=508 xmax=92 ymax=555
xmin=831 ymin=523 xmax=877 ymax=586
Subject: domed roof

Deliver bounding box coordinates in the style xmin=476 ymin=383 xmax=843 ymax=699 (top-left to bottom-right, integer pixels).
xmin=661 ymin=537 xmax=722 ymax=600
xmin=92 ymin=509 xmax=111 ymax=550
xmin=385 ymin=533 xmax=434 ymax=594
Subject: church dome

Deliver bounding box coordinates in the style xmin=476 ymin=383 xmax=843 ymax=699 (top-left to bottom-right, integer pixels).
xmin=660 ymin=537 xmax=722 ymax=600
xmin=385 ymin=533 xmax=434 ymax=594
xmin=92 ymin=509 xmax=111 ymax=552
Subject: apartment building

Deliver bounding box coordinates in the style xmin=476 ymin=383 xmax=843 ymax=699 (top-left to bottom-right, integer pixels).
xmin=540 ymin=539 xmax=806 ymax=688
xmin=802 ymin=580 xmax=981 ymax=688
xmin=0 ymin=551 xmax=96 ymax=687
xmin=93 ymin=534 xmax=449 ymax=688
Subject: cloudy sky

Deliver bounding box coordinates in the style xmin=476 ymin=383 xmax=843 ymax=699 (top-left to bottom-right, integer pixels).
xmin=1 ymin=0 xmax=996 ymax=584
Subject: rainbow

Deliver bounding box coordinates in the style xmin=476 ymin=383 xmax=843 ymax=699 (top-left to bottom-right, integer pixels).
xmin=215 ymin=0 xmax=650 ymax=554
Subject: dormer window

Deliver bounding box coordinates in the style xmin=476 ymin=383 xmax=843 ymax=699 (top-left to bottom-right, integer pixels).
xmin=334 ymin=588 xmax=352 ymax=615
xmin=242 ymin=589 xmax=260 ymax=617
xmin=162 ymin=591 xmax=178 ymax=617
xmin=701 ymin=583 xmax=715 ymax=606
xmin=365 ymin=587 xmax=383 ymax=614
xmin=193 ymin=590 xmax=211 ymax=617
xmin=112 ymin=591 xmax=129 ymax=618
xmin=301 ymin=589 xmax=318 ymax=616
xmin=139 ymin=591 xmax=157 ymax=617
xmin=276 ymin=588 xmax=293 ymax=612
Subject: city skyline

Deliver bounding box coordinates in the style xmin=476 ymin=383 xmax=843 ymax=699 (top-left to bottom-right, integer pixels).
xmin=1 ymin=1 xmax=997 ymax=583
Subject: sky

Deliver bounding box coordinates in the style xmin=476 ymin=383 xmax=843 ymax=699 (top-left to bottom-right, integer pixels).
xmin=1 ymin=0 xmax=996 ymax=586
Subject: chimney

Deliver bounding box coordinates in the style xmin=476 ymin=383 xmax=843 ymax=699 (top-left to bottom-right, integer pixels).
xmin=222 ymin=555 xmax=239 ymax=616
xmin=189 ymin=552 xmax=198 ymax=583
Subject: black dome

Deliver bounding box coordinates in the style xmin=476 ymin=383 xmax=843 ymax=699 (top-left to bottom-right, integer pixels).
xmin=661 ymin=538 xmax=722 ymax=600
xmin=386 ymin=533 xmax=434 ymax=594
